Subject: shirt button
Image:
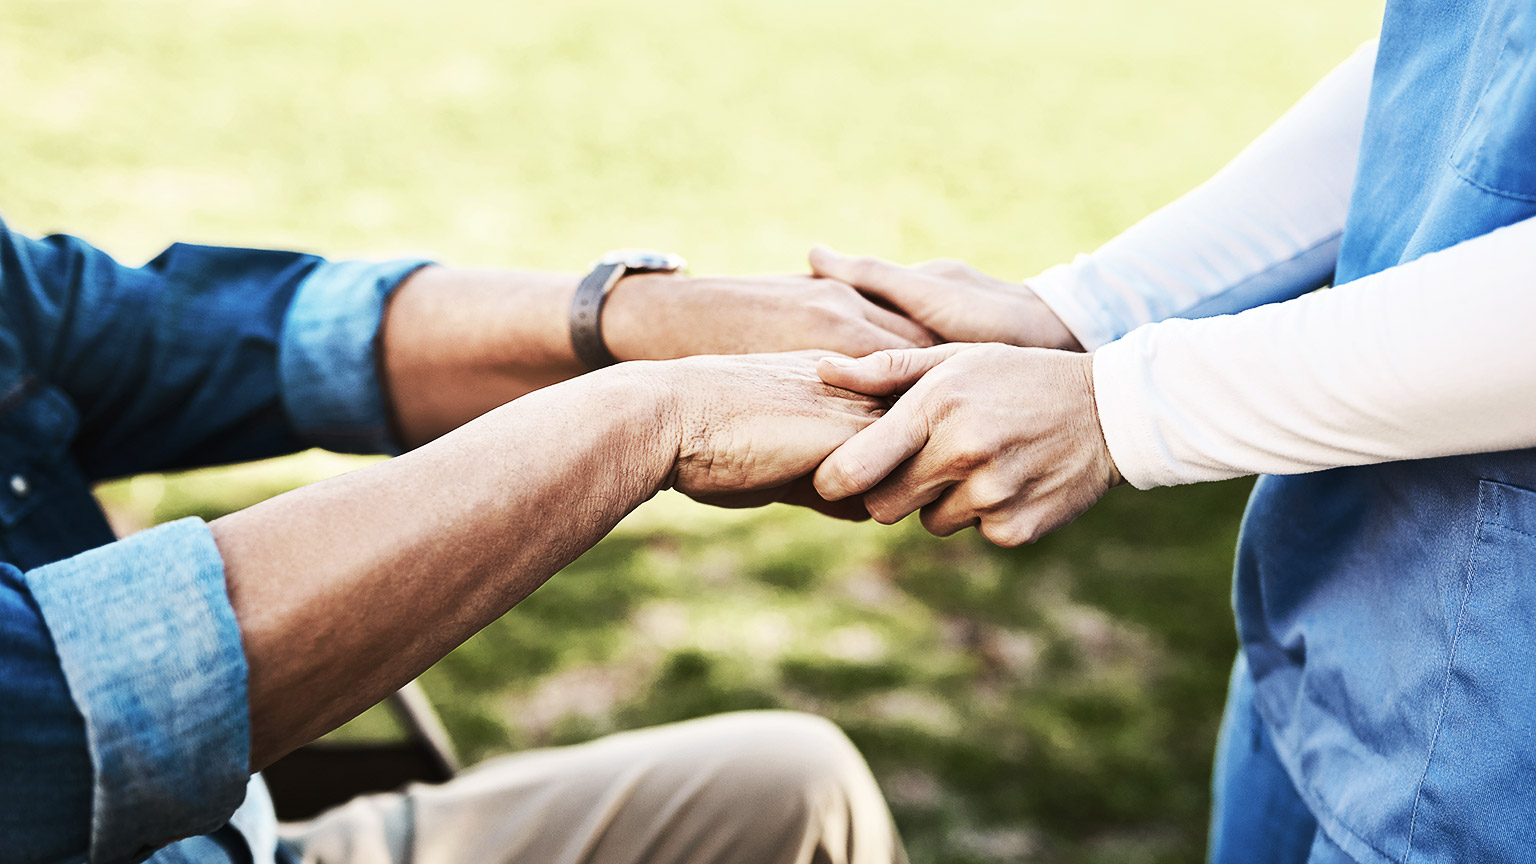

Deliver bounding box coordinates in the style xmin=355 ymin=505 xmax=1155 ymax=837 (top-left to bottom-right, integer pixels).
xmin=9 ymin=474 xmax=30 ymax=498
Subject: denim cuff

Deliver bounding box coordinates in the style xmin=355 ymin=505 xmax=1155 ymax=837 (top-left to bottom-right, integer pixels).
xmin=25 ymin=519 xmax=248 ymax=864
xmin=279 ymin=258 xmax=433 ymax=455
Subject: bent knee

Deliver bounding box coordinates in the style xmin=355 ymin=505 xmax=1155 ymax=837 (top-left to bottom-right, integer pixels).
xmin=687 ymin=712 xmax=899 ymax=862
xmin=696 ymin=711 xmax=874 ymax=796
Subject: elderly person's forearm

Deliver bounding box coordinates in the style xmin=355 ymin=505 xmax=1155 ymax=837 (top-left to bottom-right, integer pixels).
xmin=214 ymin=365 xmax=673 ymax=768
xmin=211 ymin=351 xmax=881 ymax=769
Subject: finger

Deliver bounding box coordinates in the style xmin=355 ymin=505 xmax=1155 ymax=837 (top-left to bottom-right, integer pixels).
xmin=689 ymin=477 xmax=872 ymax=521
xmin=809 ymin=246 xmax=949 ymax=319
xmin=920 ymin=467 xmax=1034 ymax=537
xmin=837 ymin=320 xmax=928 ymax=356
xmin=814 ymin=395 xmax=931 ymax=501
xmin=776 ymin=478 xmax=872 ymax=521
xmin=687 ymin=487 xmax=788 ymax=511
xmin=915 ymin=258 xmax=971 ymax=277
xmin=861 ymin=445 xmax=961 ymax=525
xmin=816 ymin=343 xmax=973 ymax=397
xmin=972 ymin=479 xmax=1080 ymax=548
xmin=858 ymin=299 xmax=939 ymax=347
xmin=919 ymin=486 xmax=982 ymax=537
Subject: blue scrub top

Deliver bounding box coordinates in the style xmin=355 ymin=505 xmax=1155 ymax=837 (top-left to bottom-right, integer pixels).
xmin=1236 ymin=2 xmax=1536 ymax=862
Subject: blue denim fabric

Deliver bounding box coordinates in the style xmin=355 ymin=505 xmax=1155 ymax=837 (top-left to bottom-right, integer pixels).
xmin=0 ymin=216 xmax=429 ymax=863
xmin=1209 ymin=654 xmax=1370 ymax=864
xmin=1209 ymin=655 xmax=1316 ymax=864
xmin=25 ymin=520 xmax=247 ymax=863
xmin=1233 ymin=2 xmax=1536 ymax=862
xmin=280 ymin=260 xmax=432 ymax=456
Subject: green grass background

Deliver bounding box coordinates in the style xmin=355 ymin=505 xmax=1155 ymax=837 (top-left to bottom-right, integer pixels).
xmin=2 ymin=1 xmax=1383 ymax=860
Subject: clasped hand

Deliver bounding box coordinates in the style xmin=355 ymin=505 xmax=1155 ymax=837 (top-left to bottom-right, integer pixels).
xmin=813 ymin=343 xmax=1120 ymax=546
xmin=801 ymin=248 xmax=1121 ymax=544
xmin=644 ymin=247 xmax=1122 ymax=546
xmin=655 ymin=342 xmax=1120 ymax=545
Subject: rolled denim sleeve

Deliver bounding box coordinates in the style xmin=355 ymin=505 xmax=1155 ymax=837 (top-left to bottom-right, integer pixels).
xmin=24 ymin=518 xmax=248 ymax=864
xmin=279 ymin=259 xmax=432 ymax=455
xmin=0 ymin=221 xmax=431 ymax=475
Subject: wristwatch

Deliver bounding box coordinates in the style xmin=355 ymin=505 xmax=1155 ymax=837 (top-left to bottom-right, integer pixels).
xmin=569 ymin=249 xmax=687 ymax=370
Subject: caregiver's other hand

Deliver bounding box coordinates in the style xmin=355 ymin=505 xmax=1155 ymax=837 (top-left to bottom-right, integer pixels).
xmin=605 ymin=272 xmax=936 ymax=361
xmin=648 ymin=351 xmax=888 ymax=508
xmin=808 ymin=246 xmax=1083 ymax=351
xmin=812 ymin=343 xmax=1120 ymax=546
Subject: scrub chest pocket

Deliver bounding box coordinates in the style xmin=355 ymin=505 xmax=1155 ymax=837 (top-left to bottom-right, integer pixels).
xmin=1450 ymin=3 xmax=1536 ymax=201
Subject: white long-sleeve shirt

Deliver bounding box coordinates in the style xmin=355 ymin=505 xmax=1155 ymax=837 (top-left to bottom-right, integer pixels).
xmin=1028 ymin=41 xmax=1536 ymax=489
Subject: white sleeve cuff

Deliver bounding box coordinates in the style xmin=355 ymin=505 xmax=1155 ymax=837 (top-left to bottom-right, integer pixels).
xmin=1025 ymin=260 xmax=1122 ymax=351
xmin=1092 ymin=329 xmax=1185 ymax=490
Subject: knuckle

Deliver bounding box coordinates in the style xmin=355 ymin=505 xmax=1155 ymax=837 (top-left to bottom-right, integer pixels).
xmin=868 ymin=348 xmax=905 ymax=372
xmin=970 ymin=476 xmax=1017 ymax=512
xmin=982 ymin=516 xmax=1040 ymax=548
xmin=949 ymin=432 xmax=994 ymax=468
xmin=889 ymin=349 xmax=922 ymax=378
xmin=932 ymin=378 xmax=969 ymax=408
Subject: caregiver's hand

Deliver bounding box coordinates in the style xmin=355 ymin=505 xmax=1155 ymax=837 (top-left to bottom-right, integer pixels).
xmin=808 ymin=246 xmax=1083 ymax=351
xmin=606 ymin=272 xmax=936 ymax=360
xmin=812 ymin=343 xmax=1121 ymax=546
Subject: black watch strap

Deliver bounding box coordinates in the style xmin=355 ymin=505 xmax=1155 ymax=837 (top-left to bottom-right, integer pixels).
xmin=569 ymin=261 xmax=627 ymax=370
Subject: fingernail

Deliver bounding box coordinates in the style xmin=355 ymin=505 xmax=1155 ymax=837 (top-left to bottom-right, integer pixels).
xmin=821 ymin=356 xmax=859 ymax=368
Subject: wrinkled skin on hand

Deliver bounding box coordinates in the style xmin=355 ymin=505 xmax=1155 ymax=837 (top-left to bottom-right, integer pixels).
xmin=808 ymin=246 xmax=1083 ymax=351
xmin=812 ymin=343 xmax=1121 ymax=546
xmin=643 ymin=351 xmax=889 ymax=520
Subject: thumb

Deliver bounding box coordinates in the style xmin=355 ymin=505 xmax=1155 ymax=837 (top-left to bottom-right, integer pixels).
xmin=814 ymin=395 xmax=929 ymax=501
xmin=817 ymin=343 xmax=974 ymax=397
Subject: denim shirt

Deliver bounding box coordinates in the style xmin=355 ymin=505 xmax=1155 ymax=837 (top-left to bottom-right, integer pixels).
xmin=0 ymin=216 xmax=429 ymax=864
xmin=1236 ymin=2 xmax=1536 ymax=862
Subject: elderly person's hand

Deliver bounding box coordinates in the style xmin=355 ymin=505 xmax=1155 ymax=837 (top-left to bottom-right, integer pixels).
xmin=807 ymin=246 xmax=1082 ymax=351
xmin=638 ymin=351 xmax=886 ymax=520
xmin=811 ymin=343 xmax=1121 ymax=545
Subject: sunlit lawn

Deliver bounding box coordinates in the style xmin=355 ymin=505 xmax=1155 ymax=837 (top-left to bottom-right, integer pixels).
xmin=2 ymin=0 xmax=1382 ymax=860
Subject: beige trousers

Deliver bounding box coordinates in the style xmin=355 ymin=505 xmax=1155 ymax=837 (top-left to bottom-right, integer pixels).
xmin=279 ymin=711 xmax=908 ymax=864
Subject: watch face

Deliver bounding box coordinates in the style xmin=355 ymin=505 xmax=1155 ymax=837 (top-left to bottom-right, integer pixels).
xmin=598 ymin=248 xmax=686 ymax=273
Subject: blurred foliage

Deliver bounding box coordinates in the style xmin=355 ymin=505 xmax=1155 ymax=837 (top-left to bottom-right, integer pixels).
xmin=6 ymin=0 xmax=1383 ymax=860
